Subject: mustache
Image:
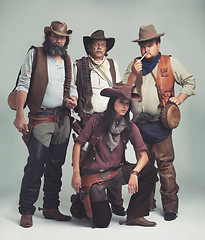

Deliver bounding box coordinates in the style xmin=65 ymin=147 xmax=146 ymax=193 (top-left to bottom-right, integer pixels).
xmin=95 ymin=49 xmax=103 ymax=53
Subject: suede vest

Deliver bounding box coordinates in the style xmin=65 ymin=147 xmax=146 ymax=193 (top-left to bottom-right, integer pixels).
xmin=27 ymin=47 xmax=71 ymax=114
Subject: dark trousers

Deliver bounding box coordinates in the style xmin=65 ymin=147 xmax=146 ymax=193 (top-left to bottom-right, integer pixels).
xmin=18 ymin=134 xmax=69 ymax=215
xmin=89 ymin=163 xmax=157 ymax=228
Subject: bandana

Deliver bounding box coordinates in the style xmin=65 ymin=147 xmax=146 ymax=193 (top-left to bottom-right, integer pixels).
xmin=142 ymin=52 xmax=161 ymax=76
xmin=105 ymin=117 xmax=127 ymax=152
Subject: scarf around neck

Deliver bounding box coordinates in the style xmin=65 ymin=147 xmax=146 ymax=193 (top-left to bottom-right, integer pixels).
xmin=105 ymin=117 xmax=127 ymax=152
xmin=142 ymin=52 xmax=161 ymax=76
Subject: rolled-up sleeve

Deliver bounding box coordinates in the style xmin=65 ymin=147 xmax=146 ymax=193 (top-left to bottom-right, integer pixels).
xmin=129 ymin=122 xmax=147 ymax=154
xmin=70 ymin=58 xmax=78 ymax=98
xmin=171 ymin=57 xmax=196 ymax=96
xmin=17 ymin=49 xmax=34 ymax=93
xmin=122 ymin=61 xmax=133 ymax=84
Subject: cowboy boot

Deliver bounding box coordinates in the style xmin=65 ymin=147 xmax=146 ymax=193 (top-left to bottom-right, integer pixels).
xmin=20 ymin=214 xmax=33 ymax=228
xmin=39 ymin=208 xmax=71 ymax=221
xmin=119 ymin=216 xmax=156 ymax=227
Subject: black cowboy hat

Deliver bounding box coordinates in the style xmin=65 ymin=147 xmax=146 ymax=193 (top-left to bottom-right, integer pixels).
xmin=83 ymin=30 xmax=115 ymax=55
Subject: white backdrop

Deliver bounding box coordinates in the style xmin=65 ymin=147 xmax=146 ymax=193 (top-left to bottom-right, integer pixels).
xmin=0 ymin=0 xmax=204 ymax=239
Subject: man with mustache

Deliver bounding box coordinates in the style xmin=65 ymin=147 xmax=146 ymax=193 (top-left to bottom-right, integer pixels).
xmin=71 ymin=30 xmax=125 ymax=218
xmin=122 ymin=24 xmax=195 ymax=221
xmin=13 ymin=21 xmax=78 ymax=227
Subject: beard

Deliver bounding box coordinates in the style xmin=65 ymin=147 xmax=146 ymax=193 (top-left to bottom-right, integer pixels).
xmin=43 ymin=40 xmax=67 ymax=56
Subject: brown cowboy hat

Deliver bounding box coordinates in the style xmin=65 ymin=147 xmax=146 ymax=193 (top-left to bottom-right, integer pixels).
xmin=83 ymin=30 xmax=115 ymax=55
xmin=44 ymin=21 xmax=72 ymax=37
xmin=100 ymin=83 xmax=140 ymax=101
xmin=132 ymin=24 xmax=165 ymax=42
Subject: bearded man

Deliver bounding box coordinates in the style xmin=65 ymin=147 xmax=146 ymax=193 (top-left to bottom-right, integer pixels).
xmin=13 ymin=21 xmax=78 ymax=228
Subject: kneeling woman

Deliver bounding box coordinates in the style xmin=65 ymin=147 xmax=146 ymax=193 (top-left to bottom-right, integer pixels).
xmin=71 ymin=83 xmax=157 ymax=228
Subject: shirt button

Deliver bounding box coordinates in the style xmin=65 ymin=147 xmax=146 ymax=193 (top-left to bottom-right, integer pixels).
xmin=107 ymin=162 xmax=110 ymax=165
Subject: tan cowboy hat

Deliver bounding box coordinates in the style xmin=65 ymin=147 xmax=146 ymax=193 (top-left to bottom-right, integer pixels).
xmin=83 ymin=30 xmax=115 ymax=55
xmin=132 ymin=24 xmax=165 ymax=42
xmin=44 ymin=21 xmax=72 ymax=36
xmin=100 ymin=83 xmax=140 ymax=101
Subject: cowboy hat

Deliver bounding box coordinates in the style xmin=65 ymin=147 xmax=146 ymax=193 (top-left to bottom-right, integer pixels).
xmin=44 ymin=21 xmax=72 ymax=37
xmin=132 ymin=24 xmax=165 ymax=42
xmin=83 ymin=30 xmax=115 ymax=55
xmin=100 ymin=83 xmax=140 ymax=101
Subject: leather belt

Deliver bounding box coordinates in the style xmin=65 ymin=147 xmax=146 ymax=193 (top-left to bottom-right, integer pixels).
xmin=132 ymin=113 xmax=160 ymax=125
xmin=28 ymin=112 xmax=64 ymax=128
xmin=39 ymin=107 xmax=63 ymax=114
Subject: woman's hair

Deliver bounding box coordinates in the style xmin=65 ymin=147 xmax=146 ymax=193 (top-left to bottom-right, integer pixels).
xmin=102 ymin=97 xmax=132 ymax=143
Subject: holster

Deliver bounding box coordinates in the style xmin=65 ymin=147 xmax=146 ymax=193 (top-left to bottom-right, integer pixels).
xmin=80 ymin=170 xmax=118 ymax=228
xmin=22 ymin=110 xmax=68 ymax=149
xmin=22 ymin=126 xmax=32 ymax=149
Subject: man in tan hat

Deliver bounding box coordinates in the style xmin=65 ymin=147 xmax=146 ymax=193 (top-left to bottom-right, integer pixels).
xmin=13 ymin=21 xmax=78 ymax=227
xmin=71 ymin=30 xmax=125 ymax=217
xmin=123 ymin=24 xmax=196 ymax=221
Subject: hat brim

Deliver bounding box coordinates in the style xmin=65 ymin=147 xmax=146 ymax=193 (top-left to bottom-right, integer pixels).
xmin=44 ymin=26 xmax=73 ymax=36
xmin=100 ymin=88 xmax=140 ymax=101
xmin=83 ymin=36 xmax=115 ymax=55
xmin=132 ymin=33 xmax=165 ymax=42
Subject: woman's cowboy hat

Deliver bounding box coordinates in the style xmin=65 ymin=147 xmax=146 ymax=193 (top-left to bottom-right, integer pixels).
xmin=44 ymin=21 xmax=72 ymax=37
xmin=101 ymin=83 xmax=141 ymax=101
xmin=132 ymin=24 xmax=165 ymax=42
xmin=83 ymin=30 xmax=115 ymax=55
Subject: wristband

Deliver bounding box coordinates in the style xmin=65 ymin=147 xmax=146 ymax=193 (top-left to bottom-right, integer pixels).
xmin=131 ymin=170 xmax=139 ymax=176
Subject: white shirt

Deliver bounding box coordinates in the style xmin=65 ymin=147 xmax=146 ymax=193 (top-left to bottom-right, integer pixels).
xmin=17 ymin=48 xmax=78 ymax=108
xmin=73 ymin=57 xmax=121 ymax=114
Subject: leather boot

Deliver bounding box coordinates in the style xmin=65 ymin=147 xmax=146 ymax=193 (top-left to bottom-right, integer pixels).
xmin=20 ymin=214 xmax=33 ymax=228
xmin=119 ymin=216 xmax=156 ymax=227
xmin=39 ymin=208 xmax=71 ymax=221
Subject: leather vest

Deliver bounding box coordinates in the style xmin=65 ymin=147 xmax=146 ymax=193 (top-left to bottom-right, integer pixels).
xmin=27 ymin=47 xmax=71 ymax=114
xmin=156 ymin=55 xmax=175 ymax=106
xmin=76 ymin=57 xmax=116 ymax=118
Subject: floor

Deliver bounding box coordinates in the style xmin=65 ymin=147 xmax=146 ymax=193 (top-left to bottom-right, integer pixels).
xmin=1 ymin=186 xmax=204 ymax=240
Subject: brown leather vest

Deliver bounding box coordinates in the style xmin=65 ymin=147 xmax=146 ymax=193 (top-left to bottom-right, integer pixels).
xmin=27 ymin=47 xmax=48 ymax=114
xmin=152 ymin=55 xmax=175 ymax=107
xmin=27 ymin=47 xmax=71 ymax=114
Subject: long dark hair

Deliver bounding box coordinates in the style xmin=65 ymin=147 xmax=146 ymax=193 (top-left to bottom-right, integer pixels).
xmin=102 ymin=97 xmax=132 ymax=143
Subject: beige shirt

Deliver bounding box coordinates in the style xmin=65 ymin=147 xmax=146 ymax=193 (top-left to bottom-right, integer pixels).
xmin=122 ymin=56 xmax=196 ymax=117
xmin=73 ymin=57 xmax=121 ymax=114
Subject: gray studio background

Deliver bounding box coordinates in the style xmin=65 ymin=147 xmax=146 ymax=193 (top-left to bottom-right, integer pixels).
xmin=0 ymin=0 xmax=204 ymax=239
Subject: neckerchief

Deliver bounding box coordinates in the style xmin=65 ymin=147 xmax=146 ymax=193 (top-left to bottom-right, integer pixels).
xmin=105 ymin=117 xmax=127 ymax=152
xmin=88 ymin=55 xmax=113 ymax=86
xmin=142 ymin=52 xmax=161 ymax=76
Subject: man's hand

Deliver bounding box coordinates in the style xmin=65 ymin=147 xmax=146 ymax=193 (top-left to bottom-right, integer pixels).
xmin=169 ymin=93 xmax=189 ymax=106
xmin=132 ymin=59 xmax=142 ymax=76
xmin=13 ymin=114 xmax=28 ymax=133
xmin=66 ymin=96 xmax=77 ymax=109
